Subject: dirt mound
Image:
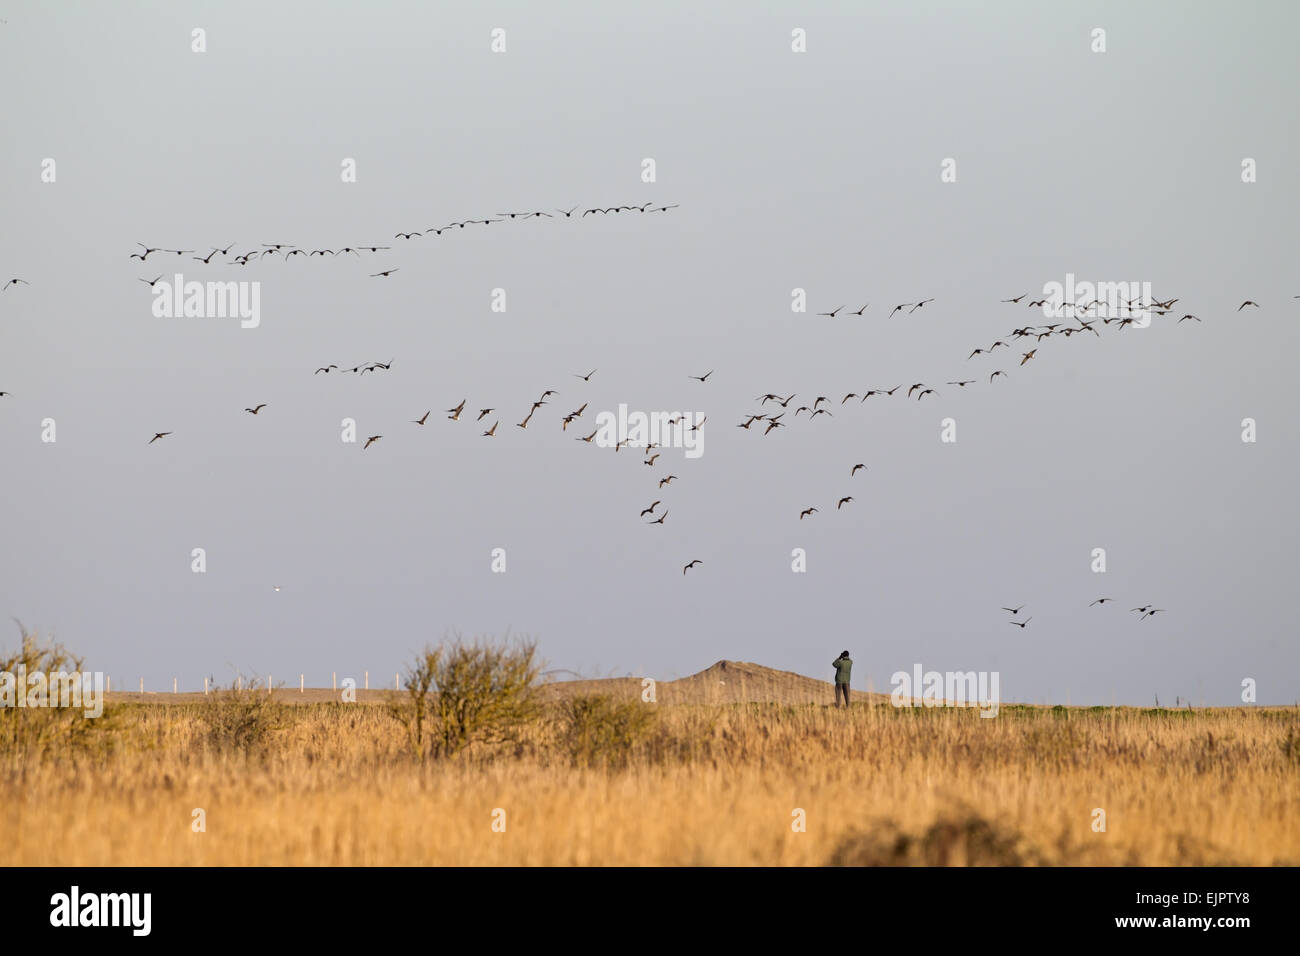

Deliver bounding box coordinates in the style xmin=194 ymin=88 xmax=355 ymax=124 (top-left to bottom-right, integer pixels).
xmin=544 ymin=660 xmax=886 ymax=706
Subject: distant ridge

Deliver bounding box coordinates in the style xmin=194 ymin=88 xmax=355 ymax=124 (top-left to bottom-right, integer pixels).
xmin=544 ymin=659 xmax=888 ymax=706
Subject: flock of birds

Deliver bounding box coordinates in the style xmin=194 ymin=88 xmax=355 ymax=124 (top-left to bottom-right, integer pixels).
xmin=999 ymin=600 xmax=1167 ymax=631
xmin=0 ymin=206 xmax=1284 ymax=599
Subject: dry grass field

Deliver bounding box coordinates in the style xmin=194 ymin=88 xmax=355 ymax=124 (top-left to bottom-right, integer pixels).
xmin=3 ymin=650 xmax=1298 ymax=866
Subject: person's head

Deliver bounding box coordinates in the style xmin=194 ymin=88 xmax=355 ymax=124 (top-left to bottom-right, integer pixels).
xmin=840 ymin=650 xmax=850 ymax=659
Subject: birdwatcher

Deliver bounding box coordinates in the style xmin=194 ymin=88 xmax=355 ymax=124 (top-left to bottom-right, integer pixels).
xmin=832 ymin=650 xmax=852 ymax=707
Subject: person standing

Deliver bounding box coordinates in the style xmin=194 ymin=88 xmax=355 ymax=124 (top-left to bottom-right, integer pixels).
xmin=832 ymin=650 xmax=852 ymax=707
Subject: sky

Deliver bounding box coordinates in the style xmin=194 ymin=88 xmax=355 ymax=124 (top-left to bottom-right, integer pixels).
xmin=2 ymin=1 xmax=1297 ymax=705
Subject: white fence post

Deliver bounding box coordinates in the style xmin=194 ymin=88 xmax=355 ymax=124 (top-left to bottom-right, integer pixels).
xmin=139 ymin=677 xmax=143 ymax=694
xmin=204 ymin=677 xmax=209 ymax=695
xmin=364 ymin=670 xmax=369 ymax=691
xmin=395 ymin=672 xmax=399 ymax=691
xmin=300 ymin=673 xmax=304 ymax=693
xmin=332 ymin=671 xmax=336 ymax=691
xmin=106 ymin=676 xmax=111 ymax=693
xmin=173 ymin=677 xmax=177 ymax=694
xmin=268 ymin=675 xmax=272 ymax=695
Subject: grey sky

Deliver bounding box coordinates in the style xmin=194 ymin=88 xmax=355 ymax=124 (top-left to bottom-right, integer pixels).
xmin=2 ymin=1 xmax=1297 ymax=704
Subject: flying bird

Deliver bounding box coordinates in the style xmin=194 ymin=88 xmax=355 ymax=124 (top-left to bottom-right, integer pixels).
xmin=1020 ymin=350 xmax=1037 ymax=366
xmin=370 ymin=269 xmax=399 ymax=278
xmin=363 ymin=435 xmax=382 ymax=450
xmin=1009 ymin=618 xmax=1031 ymax=629
xmin=1003 ymin=606 xmax=1025 ymax=615
xmin=1088 ymin=598 xmax=1113 ymax=606
xmin=244 ymin=404 xmax=267 ymax=415
xmin=640 ymin=501 xmax=662 ymax=517
xmin=1139 ymin=608 xmax=1167 ymax=620
xmin=647 ymin=511 xmax=668 ymax=525
xmin=689 ymin=370 xmax=714 ymax=382
xmin=574 ymin=369 xmax=597 ymax=381
xmin=481 ymin=421 xmax=498 ymax=437
xmin=476 ymin=408 xmax=494 ymax=421
xmin=683 ymin=560 xmax=703 ymax=575
xmin=148 ymin=432 xmax=172 ymax=444
xmin=413 ymin=411 xmax=430 ymax=425
xmin=851 ymin=463 xmax=865 ymax=476
xmin=659 ymin=475 xmax=677 ymax=488
xmin=314 ymin=365 xmax=338 ymax=374
xmin=1238 ymin=301 xmax=1259 ymax=310
xmin=837 ymin=496 xmax=853 ymax=509
xmin=447 ymin=400 xmax=466 ymax=421
xmin=816 ymin=306 xmax=845 ymax=318
xmin=799 ymin=507 xmax=818 ymax=520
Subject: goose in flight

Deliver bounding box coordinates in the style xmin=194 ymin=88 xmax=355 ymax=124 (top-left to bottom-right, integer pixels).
xmin=659 ymin=475 xmax=677 ymax=488
xmin=193 ymin=249 xmax=219 ymax=264
xmin=909 ymin=298 xmax=935 ymax=313
xmin=849 ymin=304 xmax=869 ymax=315
xmin=138 ymin=275 xmax=164 ymax=287
xmin=1009 ymin=618 xmax=1031 ymax=629
xmin=577 ymin=429 xmax=598 ymax=443
xmin=644 ymin=453 xmax=660 ymax=466
xmin=476 ymin=408 xmax=494 ymax=421
xmin=837 ymin=496 xmax=853 ymax=509
xmin=363 ymin=435 xmax=382 ymax=450
xmin=647 ymin=511 xmax=668 ymax=525
xmin=689 ymin=369 xmax=714 ymax=382
xmin=851 ymin=463 xmax=865 ymax=476
xmin=412 ymin=411 xmax=430 ymax=425
xmin=148 ymin=432 xmax=172 ymax=444
xmin=989 ymin=370 xmax=1007 ymax=382
xmin=2 ymin=278 xmax=30 ymax=290
xmin=574 ymin=369 xmax=597 ymax=381
xmin=816 ymin=306 xmax=845 ymax=318
xmin=1001 ymin=293 xmax=1026 ymax=303
xmin=370 ymin=269 xmax=399 ymax=278
xmin=799 ymin=507 xmax=818 ymax=520
xmin=1139 ymin=608 xmax=1166 ymax=620
xmin=481 ymin=421 xmax=498 ymax=437
xmin=1088 ymin=598 xmax=1113 ymax=606
xmin=447 ymin=400 xmax=466 ymax=421
xmin=314 ymin=365 xmax=338 ymax=374
xmin=244 ymin=404 xmax=267 ymax=415
xmin=640 ymin=501 xmax=662 ymax=517
xmin=1238 ymin=301 xmax=1259 ymax=310
xmin=947 ymin=380 xmax=975 ymax=387
xmin=683 ymin=560 xmax=703 ymax=575
xmin=888 ymin=304 xmax=911 ymax=318
xmin=1002 ymin=606 xmax=1024 ymax=615
xmin=1020 ymin=350 xmax=1037 ymax=366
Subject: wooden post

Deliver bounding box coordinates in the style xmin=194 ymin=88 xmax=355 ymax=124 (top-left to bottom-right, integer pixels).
xmin=173 ymin=677 xmax=177 ymax=694
xmin=268 ymin=675 xmax=272 ymax=695
xmin=364 ymin=670 xmax=369 ymax=691
xmin=332 ymin=671 xmax=336 ymax=691
xmin=300 ymin=673 xmax=304 ymax=693
xmin=139 ymin=677 xmax=143 ymax=693
xmin=395 ymin=672 xmax=399 ymax=691
xmin=106 ymin=676 xmax=111 ymax=693
xmin=204 ymin=677 xmax=209 ymax=695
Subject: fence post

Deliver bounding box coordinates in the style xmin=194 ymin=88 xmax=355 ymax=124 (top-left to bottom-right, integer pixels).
xmin=365 ymin=670 xmax=369 ymax=691
xmin=395 ymin=672 xmax=399 ymax=691
xmin=106 ymin=675 xmax=111 ymax=693
xmin=268 ymin=675 xmax=272 ymax=695
xmin=204 ymin=677 xmax=209 ymax=695
xmin=173 ymin=677 xmax=177 ymax=694
xmin=139 ymin=677 xmax=143 ymax=694
xmin=300 ymin=673 xmax=304 ymax=693
xmin=332 ymin=672 xmax=336 ymax=691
